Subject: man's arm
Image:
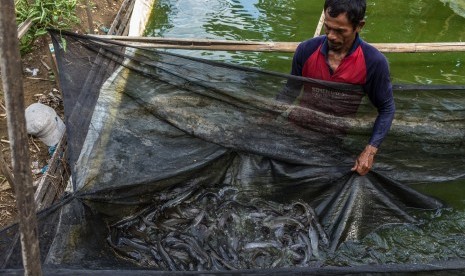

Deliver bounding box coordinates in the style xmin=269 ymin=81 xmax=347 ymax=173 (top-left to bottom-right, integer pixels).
xmin=352 ymin=45 xmax=395 ymax=175
xmin=276 ymin=42 xmax=307 ymax=103
xmin=276 ymin=78 xmax=303 ymax=104
xmin=276 ymin=38 xmax=324 ymax=103
xmin=352 ymin=96 xmax=395 ymax=175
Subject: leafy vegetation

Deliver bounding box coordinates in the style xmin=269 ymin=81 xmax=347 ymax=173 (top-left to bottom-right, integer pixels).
xmin=15 ymin=0 xmax=80 ymax=53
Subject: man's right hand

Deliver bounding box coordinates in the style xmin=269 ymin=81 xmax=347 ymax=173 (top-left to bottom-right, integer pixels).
xmin=351 ymin=144 xmax=378 ymax=176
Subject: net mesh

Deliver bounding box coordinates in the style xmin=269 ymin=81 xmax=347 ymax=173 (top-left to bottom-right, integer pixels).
xmin=1 ymin=30 xmax=464 ymax=274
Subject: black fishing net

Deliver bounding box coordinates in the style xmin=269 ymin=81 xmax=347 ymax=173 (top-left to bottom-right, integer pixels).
xmin=1 ymin=30 xmax=465 ymax=274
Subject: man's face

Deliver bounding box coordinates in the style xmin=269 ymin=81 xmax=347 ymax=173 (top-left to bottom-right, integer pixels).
xmin=323 ymin=10 xmax=364 ymax=53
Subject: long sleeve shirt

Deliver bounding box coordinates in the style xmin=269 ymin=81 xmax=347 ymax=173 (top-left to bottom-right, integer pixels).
xmin=290 ymin=34 xmax=395 ymax=147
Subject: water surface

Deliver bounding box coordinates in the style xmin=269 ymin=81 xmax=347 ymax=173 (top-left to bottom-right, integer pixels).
xmin=145 ymin=0 xmax=465 ymax=84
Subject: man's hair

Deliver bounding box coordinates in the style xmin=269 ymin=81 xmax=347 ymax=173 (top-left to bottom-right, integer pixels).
xmin=324 ymin=0 xmax=366 ymax=29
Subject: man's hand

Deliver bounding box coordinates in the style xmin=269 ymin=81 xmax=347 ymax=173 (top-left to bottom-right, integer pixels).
xmin=351 ymin=144 xmax=378 ymax=176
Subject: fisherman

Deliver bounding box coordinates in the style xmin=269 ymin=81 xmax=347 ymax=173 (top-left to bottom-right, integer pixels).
xmin=279 ymin=0 xmax=395 ymax=176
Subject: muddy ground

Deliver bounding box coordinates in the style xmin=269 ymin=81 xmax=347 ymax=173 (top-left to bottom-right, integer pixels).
xmin=0 ymin=0 xmax=124 ymax=228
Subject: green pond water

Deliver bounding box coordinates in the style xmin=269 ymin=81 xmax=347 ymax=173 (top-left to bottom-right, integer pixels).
xmin=143 ymin=0 xmax=465 ymax=267
xmin=145 ymin=0 xmax=465 ymax=84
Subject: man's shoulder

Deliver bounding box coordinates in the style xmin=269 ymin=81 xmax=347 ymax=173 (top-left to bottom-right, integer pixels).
xmin=297 ymin=36 xmax=325 ymax=52
xmin=360 ymin=41 xmax=387 ymax=63
xmin=300 ymin=35 xmax=325 ymax=45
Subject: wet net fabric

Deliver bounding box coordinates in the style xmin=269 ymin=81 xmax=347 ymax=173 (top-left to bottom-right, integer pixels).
xmin=1 ymin=30 xmax=465 ymax=274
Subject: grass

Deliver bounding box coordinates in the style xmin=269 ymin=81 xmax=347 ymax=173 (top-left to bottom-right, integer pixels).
xmin=15 ymin=0 xmax=80 ymax=53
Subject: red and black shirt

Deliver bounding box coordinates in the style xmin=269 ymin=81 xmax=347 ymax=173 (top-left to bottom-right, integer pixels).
xmin=291 ymin=34 xmax=395 ymax=148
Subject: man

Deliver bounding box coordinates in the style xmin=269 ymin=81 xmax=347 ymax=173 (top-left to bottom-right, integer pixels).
xmin=288 ymin=0 xmax=395 ymax=176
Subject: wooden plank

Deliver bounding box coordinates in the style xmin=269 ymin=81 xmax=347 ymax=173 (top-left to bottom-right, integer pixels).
xmin=92 ymin=35 xmax=280 ymax=45
xmin=90 ymin=35 xmax=465 ymax=53
xmin=370 ymin=42 xmax=465 ymax=53
xmin=90 ymin=35 xmax=299 ymax=51
xmin=117 ymin=0 xmax=135 ymax=36
xmin=0 ymin=1 xmax=42 ymax=275
xmin=108 ymin=0 xmax=132 ymax=35
xmin=115 ymin=41 xmax=299 ymax=52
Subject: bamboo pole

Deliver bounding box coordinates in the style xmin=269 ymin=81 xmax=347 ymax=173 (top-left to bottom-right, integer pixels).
xmin=369 ymin=42 xmax=465 ymax=53
xmin=90 ymin=34 xmax=465 ymax=53
xmin=0 ymin=1 xmax=42 ymax=275
xmin=314 ymin=10 xmax=325 ymax=38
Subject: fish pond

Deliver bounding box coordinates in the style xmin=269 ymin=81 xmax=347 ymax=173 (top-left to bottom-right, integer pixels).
xmin=129 ymin=0 xmax=465 ymax=271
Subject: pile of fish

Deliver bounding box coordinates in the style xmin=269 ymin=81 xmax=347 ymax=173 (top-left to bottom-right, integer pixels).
xmin=108 ymin=185 xmax=329 ymax=270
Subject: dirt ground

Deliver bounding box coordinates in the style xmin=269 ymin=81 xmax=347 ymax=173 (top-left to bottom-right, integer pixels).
xmin=0 ymin=0 xmax=124 ymax=229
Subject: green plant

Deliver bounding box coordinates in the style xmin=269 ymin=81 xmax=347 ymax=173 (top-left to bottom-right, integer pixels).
xmin=15 ymin=0 xmax=80 ymax=54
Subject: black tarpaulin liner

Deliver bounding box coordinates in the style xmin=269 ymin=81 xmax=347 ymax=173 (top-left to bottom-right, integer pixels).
xmin=0 ymin=30 xmax=464 ymax=274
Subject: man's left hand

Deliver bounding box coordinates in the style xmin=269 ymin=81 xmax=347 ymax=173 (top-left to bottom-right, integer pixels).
xmin=351 ymin=144 xmax=378 ymax=176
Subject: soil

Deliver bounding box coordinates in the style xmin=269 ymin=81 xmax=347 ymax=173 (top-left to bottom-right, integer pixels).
xmin=0 ymin=0 xmax=124 ymax=228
